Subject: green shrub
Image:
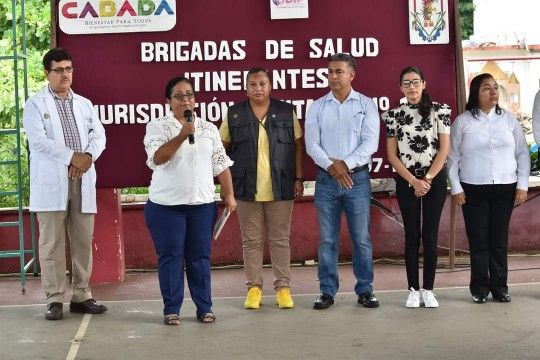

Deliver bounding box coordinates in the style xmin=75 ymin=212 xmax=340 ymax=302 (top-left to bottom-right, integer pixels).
xmin=0 ymin=0 xmax=49 ymax=208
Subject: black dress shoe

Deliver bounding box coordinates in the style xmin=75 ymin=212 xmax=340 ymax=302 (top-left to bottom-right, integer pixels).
xmin=45 ymin=302 xmax=63 ymax=320
xmin=472 ymin=294 xmax=487 ymax=304
xmin=358 ymin=292 xmax=379 ymax=308
xmin=70 ymin=298 xmax=108 ymax=314
xmin=492 ymin=292 xmax=511 ymax=303
xmin=313 ymin=293 xmax=334 ymax=309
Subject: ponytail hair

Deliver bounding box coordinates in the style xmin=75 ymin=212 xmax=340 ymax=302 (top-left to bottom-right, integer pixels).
xmin=399 ymin=66 xmax=433 ymax=119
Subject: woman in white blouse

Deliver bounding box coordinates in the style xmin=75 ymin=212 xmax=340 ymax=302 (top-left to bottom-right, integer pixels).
xmin=383 ymin=66 xmax=451 ymax=308
xmin=447 ymin=73 xmax=529 ymax=304
xmin=143 ymin=77 xmax=236 ymax=325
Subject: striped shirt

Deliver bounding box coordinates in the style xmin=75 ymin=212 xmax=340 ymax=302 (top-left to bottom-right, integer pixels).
xmin=48 ymin=86 xmax=82 ymax=152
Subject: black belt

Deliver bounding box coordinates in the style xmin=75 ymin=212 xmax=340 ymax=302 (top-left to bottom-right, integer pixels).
xmin=318 ymin=164 xmax=368 ymax=174
xmin=407 ymin=167 xmax=429 ymax=178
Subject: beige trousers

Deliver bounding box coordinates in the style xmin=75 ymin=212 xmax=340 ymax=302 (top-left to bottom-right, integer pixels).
xmin=236 ymin=200 xmax=294 ymax=290
xmin=37 ymin=179 xmax=94 ymax=304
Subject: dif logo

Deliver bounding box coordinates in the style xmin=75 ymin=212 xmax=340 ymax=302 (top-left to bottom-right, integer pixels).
xmin=59 ymin=0 xmax=177 ymax=34
xmin=272 ymin=0 xmax=303 ymax=5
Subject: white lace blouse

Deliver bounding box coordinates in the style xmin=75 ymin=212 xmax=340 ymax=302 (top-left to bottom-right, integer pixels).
xmin=144 ymin=113 xmax=233 ymax=205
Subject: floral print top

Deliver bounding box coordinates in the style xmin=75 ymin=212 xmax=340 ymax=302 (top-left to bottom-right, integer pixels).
xmin=382 ymin=102 xmax=451 ymax=169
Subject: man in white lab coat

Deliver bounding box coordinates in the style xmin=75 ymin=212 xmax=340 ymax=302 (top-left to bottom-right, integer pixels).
xmin=22 ymin=48 xmax=107 ymax=320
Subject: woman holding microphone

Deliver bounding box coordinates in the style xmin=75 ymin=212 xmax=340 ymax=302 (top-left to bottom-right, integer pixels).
xmin=144 ymin=77 xmax=236 ymax=325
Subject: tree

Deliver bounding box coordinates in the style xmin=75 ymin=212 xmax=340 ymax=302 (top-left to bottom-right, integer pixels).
xmin=459 ymin=0 xmax=475 ymax=40
xmin=0 ymin=0 xmax=50 ymax=207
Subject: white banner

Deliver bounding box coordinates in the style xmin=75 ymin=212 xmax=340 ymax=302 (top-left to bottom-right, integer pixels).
xmin=59 ymin=0 xmax=177 ymax=34
xmin=270 ymin=0 xmax=309 ymax=20
xmin=409 ymin=0 xmax=449 ymax=44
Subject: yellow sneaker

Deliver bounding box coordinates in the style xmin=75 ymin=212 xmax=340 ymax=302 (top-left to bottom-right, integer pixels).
xmin=275 ymin=288 xmax=294 ymax=309
xmin=244 ymin=287 xmax=262 ymax=309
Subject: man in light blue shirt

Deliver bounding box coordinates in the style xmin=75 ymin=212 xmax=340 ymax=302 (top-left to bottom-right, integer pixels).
xmin=305 ymin=53 xmax=380 ymax=310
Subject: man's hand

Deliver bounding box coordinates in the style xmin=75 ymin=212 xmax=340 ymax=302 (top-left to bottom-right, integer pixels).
xmin=515 ymin=189 xmax=527 ymax=206
xmin=452 ymin=192 xmax=466 ymax=206
xmin=328 ymin=159 xmax=353 ymax=189
xmin=68 ymin=165 xmax=84 ymax=179
xmin=70 ymin=152 xmax=92 ymax=173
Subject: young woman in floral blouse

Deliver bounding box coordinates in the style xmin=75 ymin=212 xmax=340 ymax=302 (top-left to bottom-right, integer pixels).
xmin=382 ymin=66 xmax=451 ymax=308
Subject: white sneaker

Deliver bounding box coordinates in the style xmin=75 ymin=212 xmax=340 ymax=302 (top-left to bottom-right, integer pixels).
xmin=421 ymin=289 xmax=439 ymax=308
xmin=406 ymin=287 xmax=420 ymax=308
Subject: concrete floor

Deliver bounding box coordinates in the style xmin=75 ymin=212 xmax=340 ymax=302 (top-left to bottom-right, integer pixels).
xmin=1 ymin=255 xmax=540 ymax=360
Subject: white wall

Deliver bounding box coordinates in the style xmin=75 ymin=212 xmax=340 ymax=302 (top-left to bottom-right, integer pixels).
xmin=473 ymin=0 xmax=540 ymax=46
xmin=465 ymin=59 xmax=540 ymax=115
xmin=469 ymin=0 xmax=540 ymax=114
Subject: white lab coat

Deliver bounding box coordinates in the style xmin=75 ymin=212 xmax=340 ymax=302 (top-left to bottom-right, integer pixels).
xmin=22 ymin=86 xmax=106 ymax=213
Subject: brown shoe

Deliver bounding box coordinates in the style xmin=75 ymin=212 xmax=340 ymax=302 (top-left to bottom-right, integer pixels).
xmin=45 ymin=302 xmax=63 ymax=320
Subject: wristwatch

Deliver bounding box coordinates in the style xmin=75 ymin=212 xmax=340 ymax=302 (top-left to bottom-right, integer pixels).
xmin=425 ymin=172 xmax=433 ymax=180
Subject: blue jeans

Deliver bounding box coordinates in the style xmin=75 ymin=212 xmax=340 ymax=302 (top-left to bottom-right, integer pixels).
xmin=314 ymin=169 xmax=374 ymax=296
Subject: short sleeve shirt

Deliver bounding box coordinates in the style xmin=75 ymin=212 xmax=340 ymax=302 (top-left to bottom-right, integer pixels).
xmin=144 ymin=113 xmax=233 ymax=205
xmin=382 ymin=102 xmax=451 ymax=168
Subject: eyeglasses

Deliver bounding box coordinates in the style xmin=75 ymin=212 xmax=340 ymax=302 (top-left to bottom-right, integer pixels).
xmin=401 ymin=79 xmax=423 ymax=88
xmin=172 ymin=92 xmax=195 ymax=101
xmin=50 ymin=66 xmax=74 ymax=75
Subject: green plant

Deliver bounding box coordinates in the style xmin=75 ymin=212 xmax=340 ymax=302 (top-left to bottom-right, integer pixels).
xmin=0 ymin=1 xmax=50 ymax=207
xmin=458 ymin=0 xmax=475 ymax=40
xmin=121 ymin=184 xmax=224 ymax=196
xmin=0 ymin=132 xmax=30 ymax=207
xmin=530 ymin=144 xmax=539 ymax=174
xmin=121 ymin=187 xmax=149 ymax=195
xmin=1 ymin=1 xmax=50 ymax=128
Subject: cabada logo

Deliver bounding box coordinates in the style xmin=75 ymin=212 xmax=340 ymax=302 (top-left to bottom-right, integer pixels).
xmin=61 ymin=0 xmax=174 ymax=18
xmin=59 ymin=0 xmax=176 ymax=34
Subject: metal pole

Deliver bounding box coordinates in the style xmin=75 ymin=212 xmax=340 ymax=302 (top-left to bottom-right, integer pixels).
xmin=449 ymin=0 xmax=468 ymax=269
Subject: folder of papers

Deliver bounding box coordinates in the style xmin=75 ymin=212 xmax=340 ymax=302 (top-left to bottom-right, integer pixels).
xmin=213 ymin=208 xmax=231 ymax=240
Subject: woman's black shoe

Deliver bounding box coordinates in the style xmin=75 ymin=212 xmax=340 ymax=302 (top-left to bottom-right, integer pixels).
xmin=472 ymin=294 xmax=487 ymax=304
xmin=492 ymin=292 xmax=511 ymax=302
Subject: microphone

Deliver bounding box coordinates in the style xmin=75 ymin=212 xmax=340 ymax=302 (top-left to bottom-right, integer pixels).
xmin=184 ymin=110 xmax=195 ymax=145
